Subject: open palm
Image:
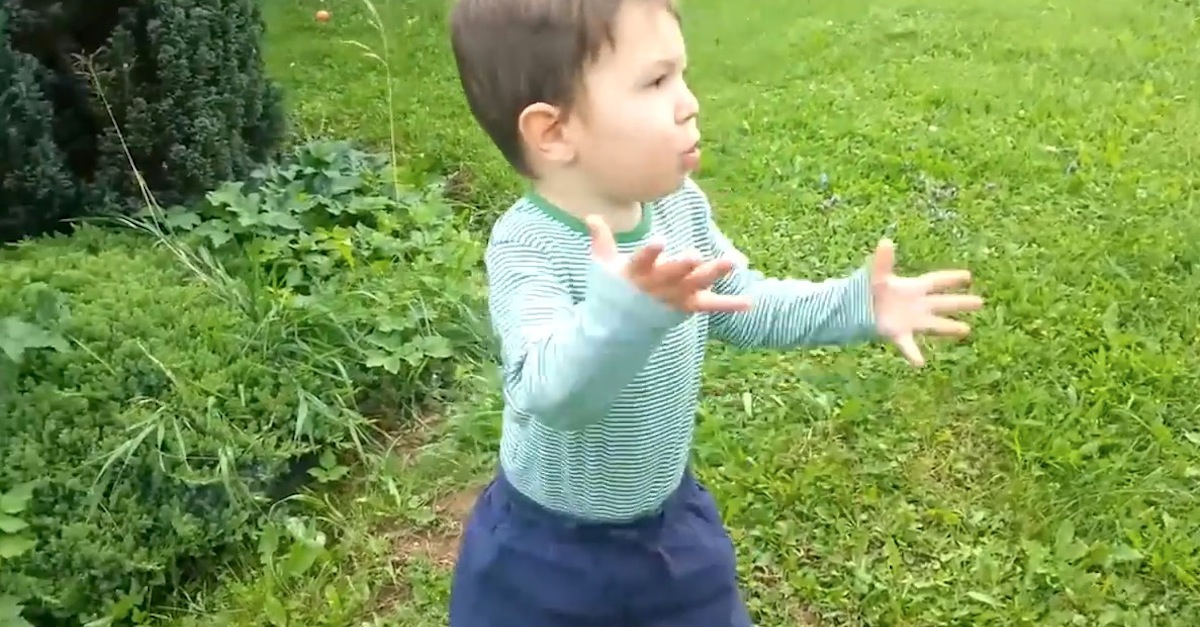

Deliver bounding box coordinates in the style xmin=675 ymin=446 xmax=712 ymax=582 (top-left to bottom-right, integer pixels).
xmin=868 ymin=239 xmax=983 ymax=367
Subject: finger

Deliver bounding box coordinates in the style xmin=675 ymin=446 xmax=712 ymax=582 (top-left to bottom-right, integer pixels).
xmin=924 ymin=294 xmax=984 ymax=315
xmin=678 ymin=258 xmax=736 ymax=291
xmin=686 ymin=291 xmax=752 ymax=313
xmin=656 ymin=248 xmax=705 ymax=275
xmin=918 ymin=315 xmax=972 ymax=337
xmin=646 ymin=254 xmax=704 ymax=288
xmin=919 ymin=269 xmax=973 ymax=292
xmin=586 ymin=216 xmax=618 ymax=261
xmin=870 ymin=238 xmax=896 ymax=282
xmin=627 ymin=239 xmax=666 ymax=276
xmin=893 ymin=333 xmax=925 ymax=367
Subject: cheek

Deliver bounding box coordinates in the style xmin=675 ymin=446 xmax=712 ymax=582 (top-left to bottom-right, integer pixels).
xmin=619 ymin=100 xmax=677 ymax=150
xmin=609 ymin=103 xmax=657 ymax=139
xmin=584 ymin=108 xmax=656 ymax=158
xmin=613 ymin=91 xmax=674 ymax=130
xmin=577 ymin=92 xmax=678 ymax=178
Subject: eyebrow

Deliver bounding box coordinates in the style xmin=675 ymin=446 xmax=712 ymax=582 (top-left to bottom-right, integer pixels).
xmin=647 ymin=56 xmax=686 ymax=72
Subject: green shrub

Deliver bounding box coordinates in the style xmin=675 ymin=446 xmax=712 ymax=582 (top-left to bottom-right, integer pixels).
xmin=147 ymin=139 xmax=490 ymax=406
xmin=0 ymin=228 xmax=343 ymax=624
xmin=0 ymin=141 xmax=487 ymax=625
xmin=0 ymin=0 xmax=284 ymax=244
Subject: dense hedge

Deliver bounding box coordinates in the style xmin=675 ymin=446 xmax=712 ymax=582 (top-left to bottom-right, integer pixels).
xmin=0 ymin=141 xmax=487 ymax=625
xmin=0 ymin=0 xmax=284 ymax=243
xmin=0 ymin=228 xmax=336 ymax=623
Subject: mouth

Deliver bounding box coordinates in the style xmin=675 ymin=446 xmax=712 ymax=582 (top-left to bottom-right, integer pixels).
xmin=681 ymin=140 xmax=702 ymax=171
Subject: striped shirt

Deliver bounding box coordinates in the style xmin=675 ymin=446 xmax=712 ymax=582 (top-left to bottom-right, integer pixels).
xmin=486 ymin=177 xmax=877 ymax=522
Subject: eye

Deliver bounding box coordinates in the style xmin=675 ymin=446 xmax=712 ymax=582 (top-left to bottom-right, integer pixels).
xmin=648 ymin=73 xmax=669 ymax=88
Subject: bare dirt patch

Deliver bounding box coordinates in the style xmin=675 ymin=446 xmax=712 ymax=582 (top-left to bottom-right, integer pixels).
xmin=376 ymin=406 xmax=482 ymax=567
xmin=364 ymin=474 xmax=483 ymax=615
xmin=369 ymin=578 xmax=413 ymax=615
xmin=383 ymin=410 xmax=445 ymax=465
xmin=793 ymin=605 xmax=822 ymax=625
xmin=391 ymin=484 xmax=482 ymax=568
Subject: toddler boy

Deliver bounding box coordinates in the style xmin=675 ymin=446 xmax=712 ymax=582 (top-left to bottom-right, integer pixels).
xmin=446 ymin=0 xmax=983 ymax=625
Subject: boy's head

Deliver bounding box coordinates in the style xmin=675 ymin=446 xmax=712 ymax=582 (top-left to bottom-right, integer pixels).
xmin=450 ymin=0 xmax=700 ymax=204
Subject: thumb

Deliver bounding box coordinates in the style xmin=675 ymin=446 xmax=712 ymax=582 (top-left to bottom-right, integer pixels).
xmin=871 ymin=237 xmax=896 ymax=282
xmin=586 ymin=215 xmax=616 ymax=261
xmin=894 ymin=332 xmax=925 ymax=367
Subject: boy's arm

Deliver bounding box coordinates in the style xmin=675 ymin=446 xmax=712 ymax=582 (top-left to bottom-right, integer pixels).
xmin=703 ymin=218 xmax=879 ymax=350
xmin=487 ymin=238 xmax=686 ymax=432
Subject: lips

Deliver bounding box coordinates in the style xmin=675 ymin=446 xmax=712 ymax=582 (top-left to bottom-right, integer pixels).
xmin=681 ymin=140 xmax=702 ymax=170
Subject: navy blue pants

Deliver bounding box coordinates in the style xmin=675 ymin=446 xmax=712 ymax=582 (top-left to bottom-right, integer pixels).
xmin=448 ymin=469 xmax=753 ymax=627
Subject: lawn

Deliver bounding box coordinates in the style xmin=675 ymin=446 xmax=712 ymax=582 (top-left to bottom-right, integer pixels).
xmin=167 ymin=0 xmax=1199 ymax=625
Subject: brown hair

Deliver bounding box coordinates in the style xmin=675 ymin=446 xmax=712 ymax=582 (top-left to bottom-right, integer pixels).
xmin=449 ymin=0 xmax=678 ymax=177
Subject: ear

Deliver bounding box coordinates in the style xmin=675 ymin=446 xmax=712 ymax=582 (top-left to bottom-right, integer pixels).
xmin=518 ymin=102 xmax=575 ymax=166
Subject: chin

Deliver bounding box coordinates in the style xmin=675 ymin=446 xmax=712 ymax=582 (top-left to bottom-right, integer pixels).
xmin=618 ymin=169 xmax=687 ymax=202
xmin=641 ymin=178 xmax=683 ymax=202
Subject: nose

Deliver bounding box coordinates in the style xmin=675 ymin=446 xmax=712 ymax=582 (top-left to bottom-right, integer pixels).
xmin=676 ymin=81 xmax=699 ymax=123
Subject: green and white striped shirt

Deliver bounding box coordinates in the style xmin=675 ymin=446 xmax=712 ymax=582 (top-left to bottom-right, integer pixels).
xmin=486 ymin=178 xmax=877 ymax=522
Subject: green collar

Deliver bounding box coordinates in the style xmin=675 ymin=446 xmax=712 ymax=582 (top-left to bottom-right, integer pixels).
xmin=524 ymin=190 xmax=653 ymax=244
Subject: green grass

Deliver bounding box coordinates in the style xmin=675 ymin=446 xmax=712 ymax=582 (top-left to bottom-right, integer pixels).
xmin=165 ymin=0 xmax=1199 ymax=625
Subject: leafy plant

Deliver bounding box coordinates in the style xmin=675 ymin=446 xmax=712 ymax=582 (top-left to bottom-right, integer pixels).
xmin=0 ymin=483 xmax=37 ymax=563
xmin=154 ymin=141 xmax=457 ymax=287
xmin=256 ymin=516 xmax=331 ymax=627
xmin=0 ymin=595 xmax=34 ymax=627
xmin=143 ymin=139 xmax=488 ymax=410
xmin=0 ymin=483 xmax=37 ymax=627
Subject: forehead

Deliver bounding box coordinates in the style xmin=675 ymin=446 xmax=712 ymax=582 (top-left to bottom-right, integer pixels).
xmin=596 ymin=2 xmax=685 ymax=71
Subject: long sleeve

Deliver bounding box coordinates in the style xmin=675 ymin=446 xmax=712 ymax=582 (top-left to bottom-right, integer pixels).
xmin=487 ymin=239 xmax=687 ymax=432
xmin=704 ymin=219 xmax=879 ymax=349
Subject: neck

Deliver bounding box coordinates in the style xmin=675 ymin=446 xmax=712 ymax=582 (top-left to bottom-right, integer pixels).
xmin=533 ymin=178 xmax=642 ymax=233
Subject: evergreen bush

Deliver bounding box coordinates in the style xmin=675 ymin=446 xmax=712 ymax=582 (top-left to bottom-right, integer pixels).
xmin=0 ymin=0 xmax=284 ymax=243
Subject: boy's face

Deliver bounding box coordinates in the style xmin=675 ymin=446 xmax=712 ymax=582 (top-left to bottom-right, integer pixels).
xmin=566 ymin=2 xmax=700 ymax=202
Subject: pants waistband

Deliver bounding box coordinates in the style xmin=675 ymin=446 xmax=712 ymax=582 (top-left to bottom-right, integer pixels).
xmin=492 ymin=467 xmax=695 ymax=539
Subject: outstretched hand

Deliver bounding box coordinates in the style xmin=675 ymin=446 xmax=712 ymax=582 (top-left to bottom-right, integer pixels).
xmin=587 ymin=216 xmax=751 ymax=314
xmin=868 ymin=238 xmax=983 ymax=367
